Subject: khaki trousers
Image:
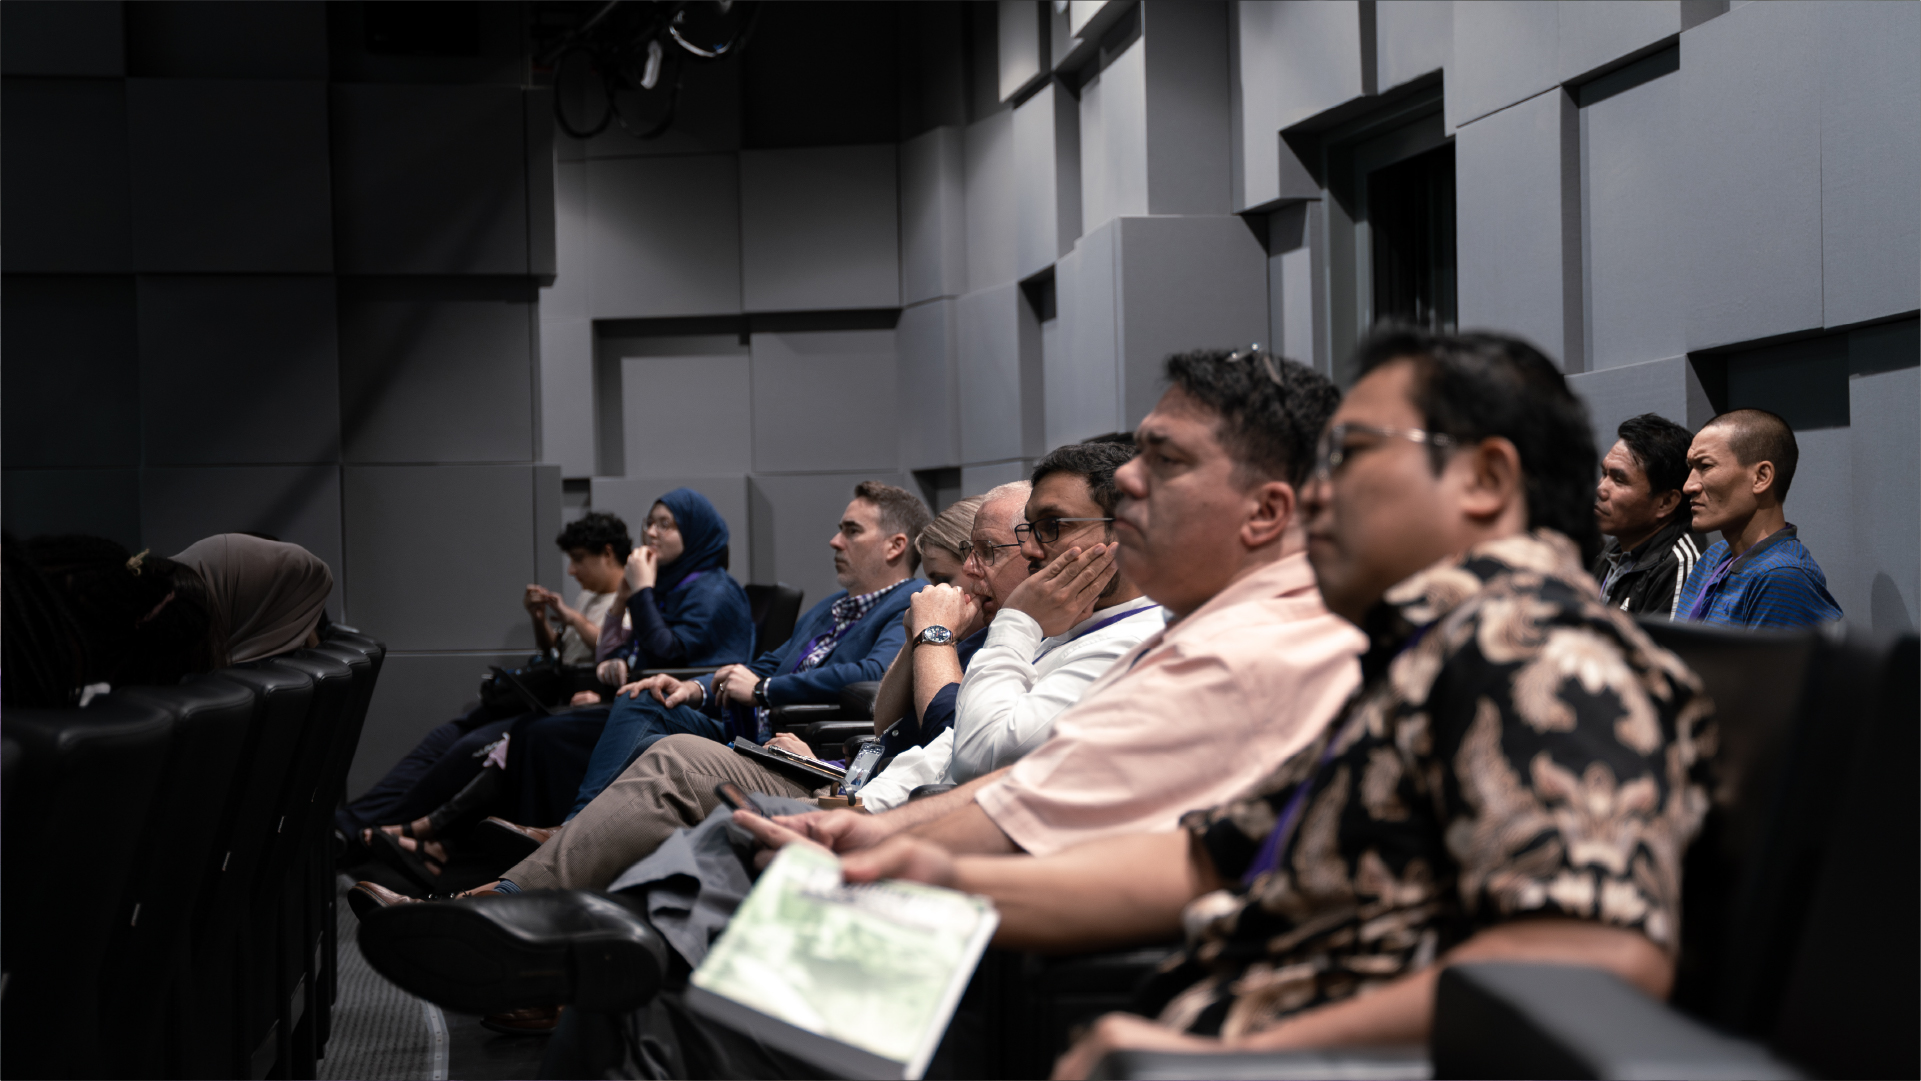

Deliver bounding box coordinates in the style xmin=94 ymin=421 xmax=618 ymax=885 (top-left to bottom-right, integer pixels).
xmin=502 ymin=733 xmax=815 ymax=891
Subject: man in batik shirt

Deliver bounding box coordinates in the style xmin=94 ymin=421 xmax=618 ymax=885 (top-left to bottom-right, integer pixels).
xmin=804 ymin=328 xmax=1713 ymax=1077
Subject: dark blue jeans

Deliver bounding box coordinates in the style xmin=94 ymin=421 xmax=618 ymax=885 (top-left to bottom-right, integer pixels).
xmin=335 ymin=704 xmax=514 ymax=838
xmin=570 ymin=692 xmax=726 ymax=817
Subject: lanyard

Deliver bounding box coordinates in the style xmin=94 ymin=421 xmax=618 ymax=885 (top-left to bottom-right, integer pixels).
xmin=1240 ymin=621 xmax=1434 ymax=887
xmin=1683 ymin=553 xmax=1739 ymax=621
xmin=1031 ymin=603 xmax=1155 ymax=664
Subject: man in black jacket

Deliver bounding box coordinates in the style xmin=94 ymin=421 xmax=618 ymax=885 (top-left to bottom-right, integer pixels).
xmin=1592 ymin=413 xmax=1708 ymax=617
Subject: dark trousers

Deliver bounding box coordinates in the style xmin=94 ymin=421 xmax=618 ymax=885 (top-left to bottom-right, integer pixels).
xmin=503 ymin=705 xmax=612 ymax=827
xmin=542 ymin=993 xmax=826 ymax=1081
xmin=334 ymin=704 xmax=514 ymax=838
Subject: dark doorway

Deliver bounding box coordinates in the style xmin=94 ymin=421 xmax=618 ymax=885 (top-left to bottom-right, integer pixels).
xmin=1367 ymin=142 xmax=1456 ymax=331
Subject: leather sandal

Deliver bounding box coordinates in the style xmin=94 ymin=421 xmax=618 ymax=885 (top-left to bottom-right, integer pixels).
xmin=369 ymin=829 xmax=444 ymax=893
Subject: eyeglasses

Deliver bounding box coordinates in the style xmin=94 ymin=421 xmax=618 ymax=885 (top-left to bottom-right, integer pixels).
xmin=1312 ymin=422 xmax=1457 ymax=479
xmin=1014 ymin=518 xmax=1115 ymax=546
xmin=643 ymin=517 xmax=679 ymax=533
xmin=964 ymin=541 xmax=1023 ymax=570
xmin=1227 ymin=344 xmax=1286 ymax=389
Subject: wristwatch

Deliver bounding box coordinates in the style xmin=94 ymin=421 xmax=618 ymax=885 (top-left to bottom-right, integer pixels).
xmin=913 ymin=626 xmax=956 ymax=649
xmin=752 ymin=679 xmax=771 ymax=708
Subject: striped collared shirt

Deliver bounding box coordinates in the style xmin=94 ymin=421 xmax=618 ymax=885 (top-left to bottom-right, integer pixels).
xmin=1674 ymin=524 xmax=1844 ymax=629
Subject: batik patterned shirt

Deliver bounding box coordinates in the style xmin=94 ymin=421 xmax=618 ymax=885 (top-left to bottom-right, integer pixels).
xmin=1142 ymin=531 xmax=1715 ymax=1040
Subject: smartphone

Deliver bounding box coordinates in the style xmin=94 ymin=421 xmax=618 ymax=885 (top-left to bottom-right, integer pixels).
xmin=714 ymin=781 xmax=772 ymax=818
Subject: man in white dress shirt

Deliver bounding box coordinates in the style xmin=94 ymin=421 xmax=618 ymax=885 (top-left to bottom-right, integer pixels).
xmin=860 ymin=442 xmax=1165 ymax=808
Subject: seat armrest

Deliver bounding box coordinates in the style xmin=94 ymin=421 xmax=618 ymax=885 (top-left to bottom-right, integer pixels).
xmin=638 ymin=666 xmax=723 ymax=679
xmin=770 ymin=703 xmax=846 ymax=730
xmin=1092 ymin=1047 xmax=1429 ymax=1080
xmin=838 ymin=680 xmax=880 ymax=719
xmin=799 ymin=720 xmax=874 ymax=755
xmin=1432 ymin=962 xmax=1804 ymax=1079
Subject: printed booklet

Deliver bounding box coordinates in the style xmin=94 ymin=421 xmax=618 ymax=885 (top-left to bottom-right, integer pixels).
xmin=685 ymin=844 xmax=999 ymax=1080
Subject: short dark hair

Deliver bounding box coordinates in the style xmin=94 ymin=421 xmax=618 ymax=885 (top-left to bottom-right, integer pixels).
xmin=1357 ymin=325 xmax=1602 ymax=564
xmin=555 ymin=511 xmax=633 ymax=563
xmin=1083 ymin=431 xmax=1136 ymax=446
xmin=1031 ymin=441 xmax=1139 ymax=515
xmin=1704 ymin=408 xmax=1799 ymax=500
xmin=1615 ymin=413 xmax=1694 ymax=499
xmin=854 ymin=480 xmax=933 ymax=573
xmin=1162 ymin=348 xmax=1342 ymax=488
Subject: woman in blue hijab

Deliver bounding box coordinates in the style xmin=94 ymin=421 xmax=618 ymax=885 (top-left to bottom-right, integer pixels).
xmin=601 ymin=488 xmax=754 ymax=673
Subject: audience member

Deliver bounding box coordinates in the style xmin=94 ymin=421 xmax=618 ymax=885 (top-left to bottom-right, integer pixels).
xmin=521 ymin=511 xmax=630 ymax=674
xmin=353 ymin=350 xmax=1366 ymax=1036
xmin=757 ymin=328 xmax=1714 ymax=1078
xmin=593 ymin=490 xmax=752 ymax=686
xmin=172 ymin=533 xmax=333 ymax=663
xmin=560 ymin=481 xmax=930 ymax=817
xmin=1592 ymin=413 xmax=1708 ymax=616
xmin=1674 ymin=408 xmax=1843 ymax=628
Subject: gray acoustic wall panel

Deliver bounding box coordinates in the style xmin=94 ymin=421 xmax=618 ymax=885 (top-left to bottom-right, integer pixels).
xmin=748 ymin=471 xmax=914 ymax=604
xmin=2 ymin=275 xmax=139 ymax=469
xmin=1266 ymin=204 xmax=1321 ymax=372
xmin=1114 ymin=215 xmax=1269 ymax=428
xmin=898 ymin=298 xmax=961 ymax=470
xmin=535 ymin=463 xmax=564 ymax=594
xmin=128 ymin=79 xmax=332 ymax=273
xmin=1681 ymin=1 xmax=1822 ymax=350
xmin=1 ymin=468 xmax=142 ymax=550
xmin=330 ymin=84 xmax=530 ymax=275
xmin=1 ymin=0 xmax=123 ymax=77
xmin=588 ymin=153 xmax=741 ymax=319
xmin=1232 ymin=0 xmax=1366 ymax=210
xmin=1 ymin=79 xmax=131 ymax=272
xmin=1048 ymin=230 xmax=1123 ymax=447
xmin=339 ymin=279 xmax=536 ymax=465
xmin=749 ymin=329 xmax=899 ymax=473
xmin=1143 ymin=0 xmax=1231 ymax=217
xmin=741 ymin=145 xmax=900 ymax=312
xmin=1818 ymin=0 xmax=1921 ymax=329
xmin=1014 ymin=83 xmax=1082 ymax=280
xmin=140 ymin=464 xmax=344 ymax=618
xmin=1457 ymin=89 xmax=1578 ymax=369
xmin=1566 ymin=355 xmax=1708 ymax=462
xmin=347 ymin=651 xmax=529 ymax=799
xmin=1448 ymin=1 xmax=1559 ymax=129
xmin=1851 ymin=366 xmax=1920 ymax=634
xmin=965 ymin=112 xmax=1018 ymax=294
xmin=543 ymin=159 xmax=589 ymax=323
xmin=137 ymin=276 xmax=339 ymax=466
xmin=1079 ymin=37 xmax=1150 ymax=234
xmin=590 ymin=474 xmax=750 ymax=585
xmin=125 ymin=1 xmax=328 ymax=80
xmin=1376 ymin=0 xmax=1452 ymax=95
xmin=1557 ymin=1 xmax=1681 ymax=84
xmin=961 ymin=460 xmax=1029 ymax=495
xmin=538 ymin=319 xmax=595 ymax=478
xmin=1780 ymin=427 xmax=1856 ymax=618
xmin=959 ymin=283 xmax=1026 ymax=465
xmin=900 ymin=126 xmax=967 ymax=305
xmin=1582 ymin=64 xmax=1685 ymax=371
xmin=342 ymin=464 xmax=539 ymax=651
xmin=620 ymin=354 xmax=753 ymax=476
xmin=999 ymin=0 xmax=1045 ymax=102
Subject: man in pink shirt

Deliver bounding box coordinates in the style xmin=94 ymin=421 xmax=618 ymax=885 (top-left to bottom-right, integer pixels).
xmin=771 ymin=348 xmax=1365 ymax=859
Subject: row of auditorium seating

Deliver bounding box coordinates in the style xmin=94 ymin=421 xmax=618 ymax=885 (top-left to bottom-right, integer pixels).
xmin=957 ymin=619 xmax=1916 ymax=1080
xmin=2 ymin=625 xmax=386 ymax=1080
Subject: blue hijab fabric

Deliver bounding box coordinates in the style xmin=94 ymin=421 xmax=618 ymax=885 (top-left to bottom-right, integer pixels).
xmin=653 ymin=487 xmax=729 ymax=594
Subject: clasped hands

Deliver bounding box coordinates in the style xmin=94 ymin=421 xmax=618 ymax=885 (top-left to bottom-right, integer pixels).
xmin=613 ymin=662 xmax=760 ymax=710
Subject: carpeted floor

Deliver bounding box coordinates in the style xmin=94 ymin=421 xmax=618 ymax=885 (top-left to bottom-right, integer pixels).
xmin=319 ymin=875 xmax=551 ymax=1081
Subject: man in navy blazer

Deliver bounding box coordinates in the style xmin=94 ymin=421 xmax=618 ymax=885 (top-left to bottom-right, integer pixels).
xmin=561 ymin=481 xmax=931 ymax=816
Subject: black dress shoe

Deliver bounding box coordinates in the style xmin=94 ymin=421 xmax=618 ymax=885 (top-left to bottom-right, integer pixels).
xmin=356 ymin=890 xmax=669 ymax=1015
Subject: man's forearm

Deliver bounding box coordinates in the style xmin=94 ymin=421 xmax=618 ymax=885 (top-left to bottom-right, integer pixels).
xmin=952 ymin=830 xmax=1216 ymax=952
xmin=912 ymin=647 xmax=964 ymax=722
xmin=871 ymin=768 xmax=1008 ymax=834
xmin=560 ymin=606 xmax=599 ymax=646
xmin=1235 ymin=919 xmax=1673 ymax=1052
xmin=872 ymin=641 xmax=913 ymax=736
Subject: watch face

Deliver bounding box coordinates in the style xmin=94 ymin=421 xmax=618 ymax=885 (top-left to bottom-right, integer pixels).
xmin=918 ymin=626 xmax=954 ymax=645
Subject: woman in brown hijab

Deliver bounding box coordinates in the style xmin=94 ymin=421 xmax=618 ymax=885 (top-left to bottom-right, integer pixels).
xmin=172 ymin=533 xmax=334 ymax=664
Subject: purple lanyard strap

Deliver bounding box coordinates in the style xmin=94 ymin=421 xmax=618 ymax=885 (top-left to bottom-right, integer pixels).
xmin=1031 ymin=605 xmax=1150 ymax=664
xmin=1682 ymin=554 xmax=1739 ymax=622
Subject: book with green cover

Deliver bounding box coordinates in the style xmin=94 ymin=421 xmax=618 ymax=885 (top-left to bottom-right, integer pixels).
xmin=686 ymin=845 xmax=1000 ymax=1080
